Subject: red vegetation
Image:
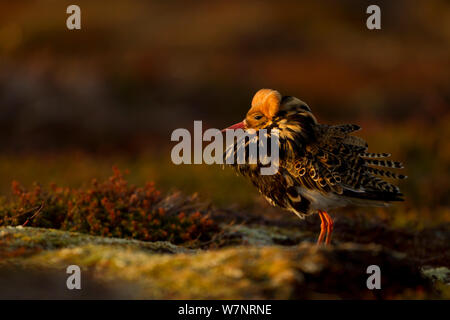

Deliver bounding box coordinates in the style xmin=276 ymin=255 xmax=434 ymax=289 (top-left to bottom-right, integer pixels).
xmin=0 ymin=167 xmax=218 ymax=243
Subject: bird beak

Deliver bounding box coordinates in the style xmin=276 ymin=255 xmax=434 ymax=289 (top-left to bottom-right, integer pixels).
xmin=221 ymin=121 xmax=245 ymax=132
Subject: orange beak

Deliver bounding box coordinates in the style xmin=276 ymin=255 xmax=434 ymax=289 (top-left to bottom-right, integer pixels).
xmin=221 ymin=121 xmax=245 ymax=132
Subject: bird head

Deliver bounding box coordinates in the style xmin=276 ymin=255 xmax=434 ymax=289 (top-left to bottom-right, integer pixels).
xmin=222 ymin=89 xmax=282 ymax=131
xmin=223 ymin=88 xmax=315 ymax=133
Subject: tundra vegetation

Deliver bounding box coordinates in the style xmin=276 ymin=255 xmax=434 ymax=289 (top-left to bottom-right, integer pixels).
xmin=0 ymin=163 xmax=448 ymax=299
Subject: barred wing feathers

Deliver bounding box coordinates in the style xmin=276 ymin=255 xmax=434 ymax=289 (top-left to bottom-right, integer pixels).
xmin=284 ymin=123 xmax=406 ymax=203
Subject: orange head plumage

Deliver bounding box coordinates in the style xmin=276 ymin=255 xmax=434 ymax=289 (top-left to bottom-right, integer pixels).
xmin=222 ymin=89 xmax=282 ymax=131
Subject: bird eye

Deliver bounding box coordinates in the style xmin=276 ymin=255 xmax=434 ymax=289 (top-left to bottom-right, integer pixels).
xmin=254 ymin=115 xmax=263 ymax=120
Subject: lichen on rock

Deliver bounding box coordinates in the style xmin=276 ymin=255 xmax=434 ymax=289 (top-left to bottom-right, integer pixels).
xmin=0 ymin=226 xmax=441 ymax=299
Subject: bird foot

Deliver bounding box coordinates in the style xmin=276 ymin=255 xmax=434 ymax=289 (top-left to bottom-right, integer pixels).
xmin=316 ymin=210 xmax=333 ymax=245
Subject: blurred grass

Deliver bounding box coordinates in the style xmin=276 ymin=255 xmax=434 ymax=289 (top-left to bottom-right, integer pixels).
xmin=0 ymin=151 xmax=256 ymax=209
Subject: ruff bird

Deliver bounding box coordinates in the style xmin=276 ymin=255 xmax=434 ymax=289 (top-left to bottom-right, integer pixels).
xmin=223 ymin=89 xmax=406 ymax=244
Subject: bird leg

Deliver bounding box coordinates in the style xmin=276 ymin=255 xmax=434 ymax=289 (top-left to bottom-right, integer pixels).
xmin=316 ymin=210 xmax=328 ymax=245
xmin=322 ymin=211 xmax=334 ymax=245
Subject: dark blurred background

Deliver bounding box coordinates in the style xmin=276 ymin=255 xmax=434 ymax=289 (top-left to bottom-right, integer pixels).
xmin=0 ymin=0 xmax=448 ymax=224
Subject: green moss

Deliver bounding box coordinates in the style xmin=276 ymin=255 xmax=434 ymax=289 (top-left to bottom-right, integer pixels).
xmin=0 ymin=226 xmax=438 ymax=299
xmin=422 ymin=267 xmax=450 ymax=285
xmin=0 ymin=226 xmax=193 ymax=255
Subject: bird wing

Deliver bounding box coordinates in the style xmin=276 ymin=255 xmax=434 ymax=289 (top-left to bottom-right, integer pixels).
xmin=283 ymin=123 xmax=406 ymax=203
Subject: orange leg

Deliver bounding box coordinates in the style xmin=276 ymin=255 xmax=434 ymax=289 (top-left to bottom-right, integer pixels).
xmin=322 ymin=211 xmax=334 ymax=245
xmin=316 ymin=210 xmax=328 ymax=245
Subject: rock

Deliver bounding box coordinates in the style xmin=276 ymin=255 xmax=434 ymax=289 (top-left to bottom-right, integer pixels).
xmin=422 ymin=267 xmax=450 ymax=285
xmin=0 ymin=226 xmax=193 ymax=257
xmin=220 ymin=224 xmax=307 ymax=246
xmin=0 ymin=226 xmax=439 ymax=299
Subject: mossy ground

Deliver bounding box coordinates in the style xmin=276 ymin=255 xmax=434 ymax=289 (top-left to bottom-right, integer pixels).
xmin=0 ymin=166 xmax=448 ymax=299
xmin=1 ymin=224 xmax=449 ymax=299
